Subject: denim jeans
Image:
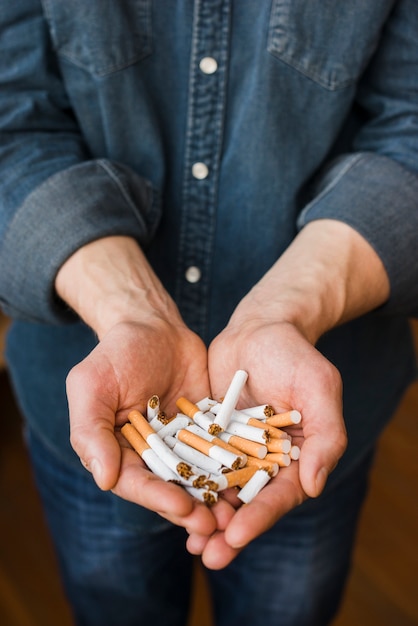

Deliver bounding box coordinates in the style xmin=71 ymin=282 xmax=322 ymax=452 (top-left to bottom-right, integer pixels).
xmin=26 ymin=425 xmax=374 ymax=626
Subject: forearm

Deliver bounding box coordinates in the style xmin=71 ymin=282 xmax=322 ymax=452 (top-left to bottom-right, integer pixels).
xmin=55 ymin=235 xmax=183 ymax=339
xmin=229 ymin=219 xmax=390 ymax=345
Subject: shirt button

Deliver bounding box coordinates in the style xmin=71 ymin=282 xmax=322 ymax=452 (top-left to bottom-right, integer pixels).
xmin=199 ymin=56 xmax=218 ymax=75
xmin=192 ymin=162 xmax=209 ymax=180
xmin=185 ymin=266 xmax=202 ymax=283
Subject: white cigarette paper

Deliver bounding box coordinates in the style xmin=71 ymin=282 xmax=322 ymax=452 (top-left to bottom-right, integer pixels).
xmin=213 ymin=369 xmax=248 ymax=431
xmin=242 ymin=404 xmax=274 ymax=418
xmin=146 ymin=395 xmax=160 ymax=421
xmin=141 ymin=447 xmax=179 ymax=482
xmin=164 ymin=435 xmax=222 ymax=474
xmin=196 ymin=396 xmax=217 ymax=412
xmin=157 ymin=415 xmax=191 ymax=439
xmin=225 ymin=420 xmax=268 ymax=444
xmin=237 ymin=469 xmax=272 ymax=503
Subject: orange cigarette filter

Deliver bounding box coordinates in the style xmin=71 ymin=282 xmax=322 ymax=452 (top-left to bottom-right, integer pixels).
xmin=245 ymin=417 xmax=291 ymax=440
xmin=266 ymin=438 xmax=291 ymax=454
xmin=128 ymin=409 xmax=156 ymax=440
xmin=222 ymin=466 xmax=258 ymax=488
xmin=245 ymin=456 xmax=279 ymax=476
xmin=224 ymin=433 xmax=267 ymax=459
xmin=265 ymin=452 xmax=291 ymax=467
xmin=210 ymin=435 xmax=248 ymax=460
xmin=177 ymin=428 xmax=213 ymax=456
xmin=175 ymin=396 xmax=200 ymax=419
xmin=266 ymin=410 xmax=302 ymax=428
xmin=121 ymin=423 xmax=150 ymax=457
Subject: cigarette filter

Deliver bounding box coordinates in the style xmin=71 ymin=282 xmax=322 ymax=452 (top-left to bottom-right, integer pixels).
xmin=176 ymin=429 xmax=242 ymax=470
xmin=176 ymin=397 xmax=219 ymax=433
xmin=290 ymin=445 xmax=301 ymax=460
xmin=128 ymin=410 xmax=194 ymax=479
xmin=266 ymin=438 xmax=292 ymax=454
xmin=208 ymin=465 xmax=259 ymax=491
xmin=244 ymin=456 xmax=279 ymax=476
xmin=265 ymin=452 xmax=291 ymax=467
xmin=219 ymin=431 xmax=267 ymax=459
xmin=186 ymin=424 xmax=248 ymax=466
xmin=231 ymin=412 xmax=290 ymax=440
xmin=121 ymin=424 xmax=178 ymax=482
xmin=266 ymin=410 xmax=302 ymax=428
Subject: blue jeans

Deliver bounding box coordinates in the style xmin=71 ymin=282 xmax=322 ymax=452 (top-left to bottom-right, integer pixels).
xmin=26 ymin=426 xmax=374 ymax=626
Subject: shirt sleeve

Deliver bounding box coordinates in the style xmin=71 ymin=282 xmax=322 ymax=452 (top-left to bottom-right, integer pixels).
xmin=297 ymin=0 xmax=418 ymax=317
xmin=0 ymin=2 xmax=159 ymax=324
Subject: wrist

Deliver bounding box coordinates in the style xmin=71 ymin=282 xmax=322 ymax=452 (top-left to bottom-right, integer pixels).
xmin=228 ymin=220 xmax=390 ymax=345
xmin=55 ymin=236 xmax=183 ymax=339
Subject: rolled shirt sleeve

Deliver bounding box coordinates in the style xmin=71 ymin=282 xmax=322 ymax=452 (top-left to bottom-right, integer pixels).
xmin=0 ymin=159 xmax=159 ymax=323
xmin=297 ymin=152 xmax=418 ymax=316
xmin=298 ymin=0 xmax=418 ymax=317
xmin=0 ymin=1 xmax=159 ymax=324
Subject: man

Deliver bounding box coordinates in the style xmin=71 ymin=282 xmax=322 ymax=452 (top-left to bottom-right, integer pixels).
xmin=1 ymin=2 xmax=417 ymax=624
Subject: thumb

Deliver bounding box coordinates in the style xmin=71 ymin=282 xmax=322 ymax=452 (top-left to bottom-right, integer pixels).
xmin=66 ymin=363 xmax=122 ymax=491
xmin=299 ymin=426 xmax=347 ymax=497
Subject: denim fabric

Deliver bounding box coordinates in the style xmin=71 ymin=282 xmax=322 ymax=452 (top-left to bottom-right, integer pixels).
xmin=0 ymin=1 xmax=418 ymax=325
xmin=1 ymin=3 xmax=418 ymax=623
xmin=27 ymin=423 xmax=375 ymax=626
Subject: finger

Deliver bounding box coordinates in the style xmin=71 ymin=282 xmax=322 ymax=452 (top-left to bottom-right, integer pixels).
xmin=66 ymin=362 xmax=122 ymax=491
xmin=223 ymin=463 xmax=303 ymax=550
xmin=201 ymin=531 xmax=242 ymax=570
xmin=299 ymin=428 xmax=346 ymax=497
xmin=186 ymin=496 xmax=236 ymax=555
xmin=113 ymin=447 xmax=218 ymax=535
xmin=298 ymin=402 xmax=347 ymax=497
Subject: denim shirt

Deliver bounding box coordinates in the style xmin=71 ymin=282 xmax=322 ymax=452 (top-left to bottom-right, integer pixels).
xmin=0 ymin=1 xmax=418 ymax=483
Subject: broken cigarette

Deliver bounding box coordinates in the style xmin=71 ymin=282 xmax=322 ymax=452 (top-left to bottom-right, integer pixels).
xmin=206 ymin=465 xmax=259 ymax=491
xmin=164 ymin=435 xmax=222 ymax=474
xmin=185 ymin=424 xmax=248 ymax=467
xmin=225 ymin=420 xmax=269 ymax=444
xmin=266 ymin=410 xmax=302 ymax=428
xmin=237 ymin=469 xmax=272 ymax=503
xmin=121 ymin=423 xmax=178 ymax=482
xmin=266 ymin=438 xmax=292 ymax=454
xmin=176 ymin=397 xmax=220 ymax=434
xmin=146 ymin=394 xmax=160 ymax=421
xmin=212 ymin=369 xmax=248 ymax=432
xmin=128 ymin=410 xmax=194 ymax=479
xmin=242 ymin=404 xmax=275 ymax=418
xmin=176 ymin=428 xmax=243 ymax=470
xmin=218 ymin=431 xmax=267 ymax=459
xmin=229 ymin=410 xmax=291 ymax=440
xmin=264 ymin=452 xmax=291 ymax=467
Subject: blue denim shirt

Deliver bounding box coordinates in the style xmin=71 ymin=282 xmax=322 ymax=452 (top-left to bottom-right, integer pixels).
xmin=1 ymin=1 xmax=418 ymax=486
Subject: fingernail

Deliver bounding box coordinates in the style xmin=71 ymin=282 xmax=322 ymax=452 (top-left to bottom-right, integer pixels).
xmin=315 ymin=467 xmax=328 ymax=495
xmin=90 ymin=458 xmax=102 ymax=482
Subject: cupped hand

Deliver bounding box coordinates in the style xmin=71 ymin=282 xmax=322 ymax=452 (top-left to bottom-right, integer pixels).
xmin=66 ymin=317 xmax=217 ymax=536
xmin=187 ymin=318 xmax=347 ymax=569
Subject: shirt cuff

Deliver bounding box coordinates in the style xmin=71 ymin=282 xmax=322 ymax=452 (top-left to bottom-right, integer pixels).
xmin=0 ymin=159 xmax=160 ymax=323
xmin=297 ymin=152 xmax=418 ymax=317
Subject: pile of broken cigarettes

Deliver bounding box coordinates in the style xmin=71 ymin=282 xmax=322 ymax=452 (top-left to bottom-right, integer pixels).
xmin=121 ymin=370 xmax=301 ymax=505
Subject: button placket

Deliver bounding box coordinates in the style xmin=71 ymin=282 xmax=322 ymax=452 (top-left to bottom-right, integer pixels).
xmin=177 ymin=0 xmax=231 ymax=337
